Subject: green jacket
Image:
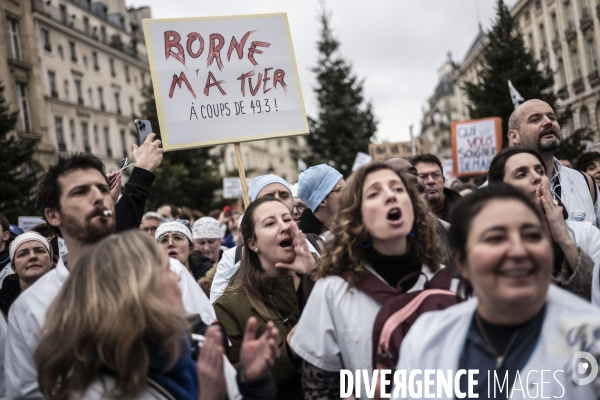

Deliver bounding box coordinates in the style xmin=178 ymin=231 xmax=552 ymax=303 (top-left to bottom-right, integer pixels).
xmin=214 ymin=274 xmax=314 ymax=400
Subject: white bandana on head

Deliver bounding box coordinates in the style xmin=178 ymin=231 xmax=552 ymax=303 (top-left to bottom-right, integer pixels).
xmin=9 ymin=232 xmax=52 ymax=262
xmin=155 ymin=221 xmax=193 ymax=243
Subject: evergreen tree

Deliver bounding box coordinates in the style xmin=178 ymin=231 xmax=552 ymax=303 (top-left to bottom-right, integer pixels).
xmin=305 ymin=9 xmax=377 ymax=176
xmin=463 ymin=0 xmax=566 ymax=148
xmin=138 ymin=84 xmax=224 ymax=213
xmin=0 ymin=83 xmax=39 ymax=222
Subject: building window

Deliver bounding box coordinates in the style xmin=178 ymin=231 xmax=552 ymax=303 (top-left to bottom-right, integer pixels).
xmin=528 ymin=33 xmax=535 ymax=54
xmin=93 ymin=124 xmax=99 ymax=145
xmin=141 ymin=72 xmax=145 ymax=86
xmin=115 ymin=92 xmax=121 ymax=115
xmin=69 ymin=41 xmax=77 ymax=62
xmin=60 ymin=4 xmax=67 ymax=24
xmin=41 ymin=28 xmax=52 ymax=52
xmin=125 ymin=66 xmax=130 ymax=83
xmin=92 ymin=51 xmax=99 ymax=70
xmin=83 ymin=17 xmax=90 ymax=35
xmin=539 ymin=24 xmax=547 ymax=49
xmin=572 ymin=48 xmax=582 ymax=78
xmin=75 ymin=80 xmax=83 ymax=105
xmin=64 ymin=79 xmax=69 ymax=99
xmin=104 ymin=126 xmax=112 ymax=157
xmin=48 ymin=71 xmax=58 ymax=98
xmin=69 ymin=119 xmax=75 ymax=143
xmin=98 ymin=87 xmax=105 ymax=111
xmin=120 ymin=129 xmax=127 ymax=158
xmin=524 ymin=10 xmax=530 ymax=21
xmin=588 ymin=39 xmax=598 ymax=72
xmin=535 ymin=0 xmax=541 ymax=10
xmin=581 ymin=107 xmax=592 ymax=128
xmin=55 ymin=116 xmax=66 ymax=151
xmin=129 ymin=97 xmax=135 ymax=116
xmin=15 ymin=83 xmax=31 ymax=132
xmin=88 ymin=88 xmax=93 ymax=107
xmin=100 ymin=25 xmax=107 ymax=43
xmin=551 ymin=14 xmax=559 ymax=39
xmin=7 ymin=18 xmax=22 ymax=61
xmin=110 ymin=58 xmax=116 ymax=77
xmin=565 ymin=2 xmax=575 ymax=28
xmin=82 ymin=122 xmax=90 ymax=153
xmin=558 ymin=58 xmax=567 ymax=86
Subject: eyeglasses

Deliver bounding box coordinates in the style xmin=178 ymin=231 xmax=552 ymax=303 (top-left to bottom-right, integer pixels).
xmin=418 ymin=172 xmax=443 ymax=182
xmin=140 ymin=226 xmax=158 ymax=233
xmin=293 ymin=204 xmax=307 ymax=212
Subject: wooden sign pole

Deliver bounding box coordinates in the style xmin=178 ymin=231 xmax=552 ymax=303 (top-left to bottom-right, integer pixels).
xmin=234 ymin=143 xmax=250 ymax=208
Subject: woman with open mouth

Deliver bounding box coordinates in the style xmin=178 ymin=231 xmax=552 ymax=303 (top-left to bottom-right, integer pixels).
xmin=290 ymin=162 xmax=456 ymax=397
xmin=488 ymin=147 xmax=600 ymax=303
xmin=394 ymin=184 xmax=600 ymax=399
xmin=213 ymin=196 xmax=317 ymax=400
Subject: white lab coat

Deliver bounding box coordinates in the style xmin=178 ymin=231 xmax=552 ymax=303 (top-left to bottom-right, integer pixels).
xmin=209 ymin=239 xmax=320 ymax=304
xmin=5 ymin=256 xmax=215 ymax=399
xmin=557 ymin=163 xmax=600 ymax=226
xmin=394 ymin=285 xmax=600 ymax=399
xmin=565 ymin=220 xmax=600 ymax=307
xmin=289 ymin=264 xmax=457 ymax=397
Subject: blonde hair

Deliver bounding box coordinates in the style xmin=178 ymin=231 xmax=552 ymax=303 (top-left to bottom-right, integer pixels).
xmin=35 ymin=231 xmax=188 ymax=400
xmin=318 ymin=162 xmax=443 ymax=288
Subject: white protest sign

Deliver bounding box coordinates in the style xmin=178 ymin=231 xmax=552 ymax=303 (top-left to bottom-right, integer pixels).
xmin=451 ymin=117 xmax=502 ymax=176
xmin=442 ymin=159 xmax=454 ymax=179
xmin=352 ymin=152 xmax=372 ymax=171
xmin=143 ymin=13 xmax=309 ymax=151
xmin=223 ymin=177 xmax=253 ymax=199
xmin=17 ymin=217 xmax=45 ymax=233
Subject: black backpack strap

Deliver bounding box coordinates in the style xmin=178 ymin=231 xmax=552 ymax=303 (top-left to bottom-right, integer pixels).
xmin=234 ymin=244 xmax=244 ymax=264
xmin=577 ymin=170 xmax=598 ymax=204
xmin=304 ymin=233 xmax=325 ymax=255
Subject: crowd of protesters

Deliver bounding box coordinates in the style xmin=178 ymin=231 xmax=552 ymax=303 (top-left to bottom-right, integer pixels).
xmin=0 ymin=99 xmax=599 ymax=399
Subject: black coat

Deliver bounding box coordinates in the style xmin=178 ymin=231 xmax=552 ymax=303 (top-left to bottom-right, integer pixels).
xmin=442 ymin=187 xmax=463 ymax=222
xmin=115 ymin=167 xmax=156 ymax=232
xmin=0 ymin=274 xmax=21 ymax=317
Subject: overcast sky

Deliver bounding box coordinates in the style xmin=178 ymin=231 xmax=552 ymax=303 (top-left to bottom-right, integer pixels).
xmin=129 ymin=0 xmax=518 ymax=143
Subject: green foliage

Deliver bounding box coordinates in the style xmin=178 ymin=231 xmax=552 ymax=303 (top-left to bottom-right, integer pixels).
xmin=138 ymin=84 xmax=224 ymax=213
xmin=0 ymin=83 xmax=39 ymax=222
xmin=304 ymin=8 xmax=377 ymax=176
xmin=462 ymin=0 xmax=568 ymax=147
xmin=555 ymin=128 xmax=595 ymax=163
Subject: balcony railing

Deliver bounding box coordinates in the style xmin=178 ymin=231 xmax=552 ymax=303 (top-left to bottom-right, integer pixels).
xmin=581 ymin=7 xmax=593 ymax=32
xmin=31 ymin=0 xmax=147 ymax=63
xmin=552 ymin=37 xmax=561 ymax=52
xmin=565 ymin=24 xmax=577 ymax=42
xmin=557 ymin=85 xmax=569 ymax=99
xmin=588 ymin=69 xmax=600 ymax=86
xmin=573 ymin=77 xmax=585 ymax=93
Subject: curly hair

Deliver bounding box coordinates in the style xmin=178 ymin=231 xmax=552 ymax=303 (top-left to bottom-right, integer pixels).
xmin=317 ymin=162 xmax=443 ymax=288
xmin=574 ymin=151 xmax=600 ymax=172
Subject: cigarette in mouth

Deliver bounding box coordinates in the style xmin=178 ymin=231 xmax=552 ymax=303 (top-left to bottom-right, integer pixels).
xmin=103 ymin=210 xmax=113 ymax=218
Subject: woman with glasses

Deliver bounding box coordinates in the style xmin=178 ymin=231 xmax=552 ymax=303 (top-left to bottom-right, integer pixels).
xmin=156 ymin=219 xmax=212 ymax=281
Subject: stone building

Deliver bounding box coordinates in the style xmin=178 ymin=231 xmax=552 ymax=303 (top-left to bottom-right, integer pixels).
xmin=220 ymin=135 xmax=307 ymax=184
xmin=419 ymin=54 xmax=461 ymax=160
xmin=453 ymin=0 xmax=600 ymax=143
xmin=1 ymin=0 xmax=151 ymax=171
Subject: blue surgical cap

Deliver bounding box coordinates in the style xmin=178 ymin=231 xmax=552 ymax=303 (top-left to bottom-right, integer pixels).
xmin=297 ymin=164 xmax=343 ymax=212
xmin=250 ymin=174 xmax=293 ymax=202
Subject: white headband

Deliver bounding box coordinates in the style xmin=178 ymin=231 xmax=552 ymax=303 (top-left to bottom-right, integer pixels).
xmin=9 ymin=232 xmax=52 ymax=262
xmin=155 ymin=221 xmax=192 ymax=243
